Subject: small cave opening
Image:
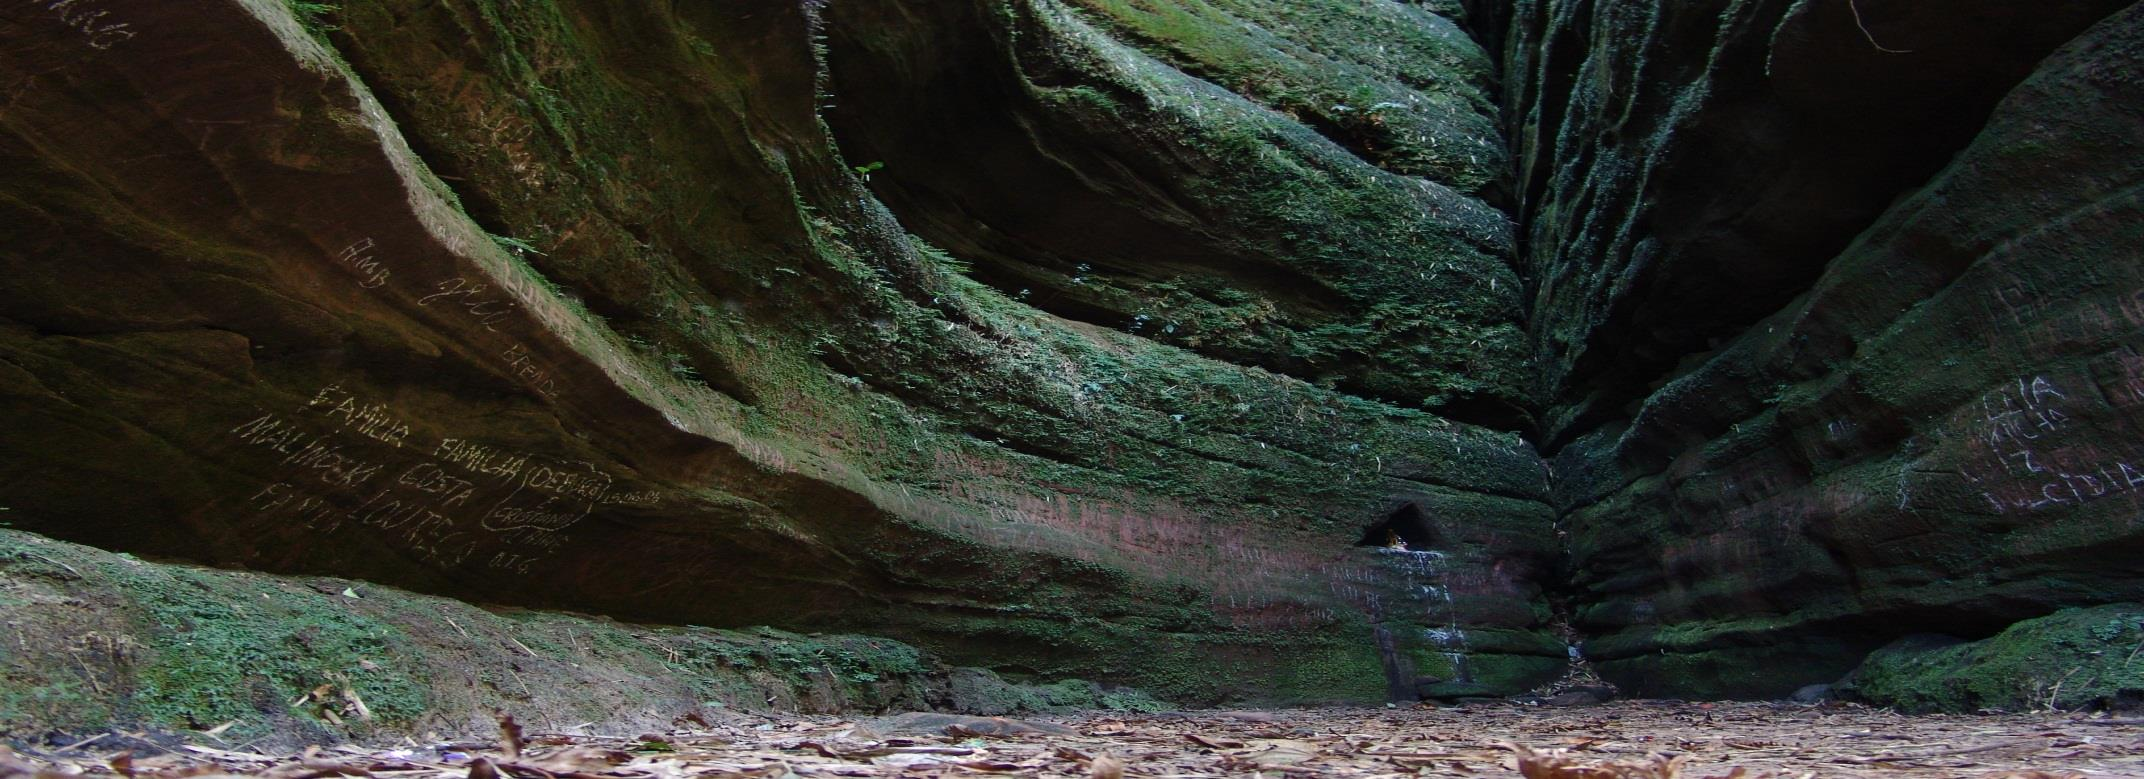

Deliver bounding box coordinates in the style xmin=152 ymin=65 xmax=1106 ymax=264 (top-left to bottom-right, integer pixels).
xmin=1356 ymin=502 xmax=1440 ymax=550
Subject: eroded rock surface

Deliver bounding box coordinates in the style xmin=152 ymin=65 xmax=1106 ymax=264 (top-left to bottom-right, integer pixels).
xmin=1482 ymin=1 xmax=2144 ymax=696
xmin=0 ymin=0 xmax=1559 ymax=716
xmin=2 ymin=0 xmax=2141 ymax=722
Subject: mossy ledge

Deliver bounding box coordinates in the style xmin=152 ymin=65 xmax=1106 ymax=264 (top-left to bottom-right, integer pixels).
xmin=0 ymin=529 xmax=1162 ymax=748
xmin=1838 ymin=604 xmax=2144 ymax=714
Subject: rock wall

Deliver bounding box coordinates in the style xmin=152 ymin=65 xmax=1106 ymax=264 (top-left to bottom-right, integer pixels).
xmin=1482 ymin=0 xmax=2144 ymax=696
xmin=0 ymin=0 xmax=1561 ymax=709
xmin=5 ymin=0 xmax=2141 ymax=713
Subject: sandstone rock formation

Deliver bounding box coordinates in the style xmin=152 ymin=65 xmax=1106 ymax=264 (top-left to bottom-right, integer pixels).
xmin=1499 ymin=0 xmax=2144 ymax=697
xmin=1 ymin=0 xmax=2140 ymax=729
xmin=0 ymin=0 xmax=1558 ymax=711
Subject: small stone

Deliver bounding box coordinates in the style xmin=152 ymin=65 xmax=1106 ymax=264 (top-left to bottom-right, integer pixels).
xmin=1545 ymin=687 xmax=1614 ymax=707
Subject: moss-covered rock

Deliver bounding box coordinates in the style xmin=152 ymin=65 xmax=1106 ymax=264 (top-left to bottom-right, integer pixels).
xmin=943 ymin=668 xmax=1169 ymax=716
xmin=1504 ymin=1 xmax=2144 ymax=697
xmin=0 ymin=0 xmax=1557 ymax=720
xmin=1839 ymin=605 xmax=2144 ymax=713
xmin=822 ymin=0 xmax=1528 ymax=417
xmin=0 ymin=529 xmax=1154 ymax=746
xmin=7 ymin=0 xmax=2138 ymax=724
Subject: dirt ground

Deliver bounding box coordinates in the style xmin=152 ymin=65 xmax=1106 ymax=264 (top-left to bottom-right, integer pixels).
xmin=5 ymin=702 xmax=2140 ymax=779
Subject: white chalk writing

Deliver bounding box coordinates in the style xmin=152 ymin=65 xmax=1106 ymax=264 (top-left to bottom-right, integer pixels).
xmin=417 ymin=277 xmax=517 ymax=331
xmin=33 ymin=0 xmax=136 ymax=50
xmin=232 ymin=413 xmax=385 ymax=489
xmin=1956 ymin=374 xmax=2144 ymax=514
xmin=306 ymin=384 xmax=413 ymax=448
xmin=501 ymin=343 xmax=559 ymax=397
xmin=335 ymin=237 xmax=391 ymax=289
xmin=433 ymin=437 xmax=529 ymax=482
xmin=229 ymin=384 xmax=644 ymax=573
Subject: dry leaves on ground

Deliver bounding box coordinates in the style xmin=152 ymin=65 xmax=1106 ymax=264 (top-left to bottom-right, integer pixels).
xmin=2 ymin=701 xmax=2138 ymax=779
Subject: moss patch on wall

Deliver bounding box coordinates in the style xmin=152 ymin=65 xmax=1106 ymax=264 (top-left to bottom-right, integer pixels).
xmin=1840 ymin=605 xmax=2144 ymax=713
xmin=0 ymin=530 xmax=1166 ymax=747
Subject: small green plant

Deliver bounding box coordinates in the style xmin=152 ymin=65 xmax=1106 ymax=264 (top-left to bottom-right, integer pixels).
xmin=912 ymin=240 xmax=971 ymax=274
xmin=285 ymin=1 xmax=339 ymax=35
xmin=806 ymin=331 xmax=839 ymax=356
xmin=665 ymin=352 xmax=701 ymax=383
xmin=852 ymin=161 xmax=885 ymax=178
xmin=2088 ymin=619 xmax=2138 ymax=643
xmin=489 ymin=233 xmax=545 ymax=257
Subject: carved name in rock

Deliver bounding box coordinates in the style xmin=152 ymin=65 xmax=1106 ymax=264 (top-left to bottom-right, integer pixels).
xmin=223 ymin=383 xmax=634 ymax=574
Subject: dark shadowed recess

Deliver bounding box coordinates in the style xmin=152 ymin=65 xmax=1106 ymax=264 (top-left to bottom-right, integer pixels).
xmin=1511 ymin=0 xmax=2136 ymax=449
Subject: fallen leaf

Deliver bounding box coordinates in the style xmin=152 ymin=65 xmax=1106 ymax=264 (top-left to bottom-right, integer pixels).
xmin=797 ymin=742 xmax=846 ymax=759
xmin=952 ymin=761 xmax=1027 ymax=772
xmin=871 ymin=753 xmax=947 ymax=769
xmin=262 ymin=759 xmax=372 ymax=779
xmin=497 ymin=714 xmax=526 ymax=761
xmin=1227 ymin=746 xmax=1318 ymax=769
xmin=525 ymin=747 xmax=630 ymax=773
xmin=1185 ymin=734 xmax=1245 ymax=749
xmin=342 ymin=688 xmax=372 ymax=721
xmin=1089 ymin=754 xmax=1124 ymax=779
xmin=1510 ymin=743 xmax=1687 ymax=779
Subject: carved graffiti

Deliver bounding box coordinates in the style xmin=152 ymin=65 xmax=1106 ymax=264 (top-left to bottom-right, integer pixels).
xmin=418 ymin=277 xmax=518 ymax=331
xmin=229 ymin=384 xmax=636 ymax=574
xmin=30 ymin=0 xmax=136 ymax=50
xmin=335 ymin=237 xmax=392 ymax=289
xmin=1955 ymin=374 xmax=2144 ymax=514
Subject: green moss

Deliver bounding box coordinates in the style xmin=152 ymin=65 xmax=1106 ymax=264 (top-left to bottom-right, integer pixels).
xmin=271 ymin=0 xmax=1558 ymax=709
xmin=131 ymin=602 xmax=425 ymax=734
xmin=945 ymin=668 xmax=1172 ymax=714
xmin=1841 ymin=605 xmax=2144 ymax=713
xmin=1010 ymin=3 xmax=1526 ymax=408
xmin=0 ymin=530 xmax=1194 ymax=742
xmin=0 ymin=532 xmax=430 ymax=741
xmin=104 ymin=566 xmax=428 ymax=738
xmin=283 ymin=0 xmax=340 ymax=39
xmin=1058 ymin=0 xmax=1500 ymax=188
